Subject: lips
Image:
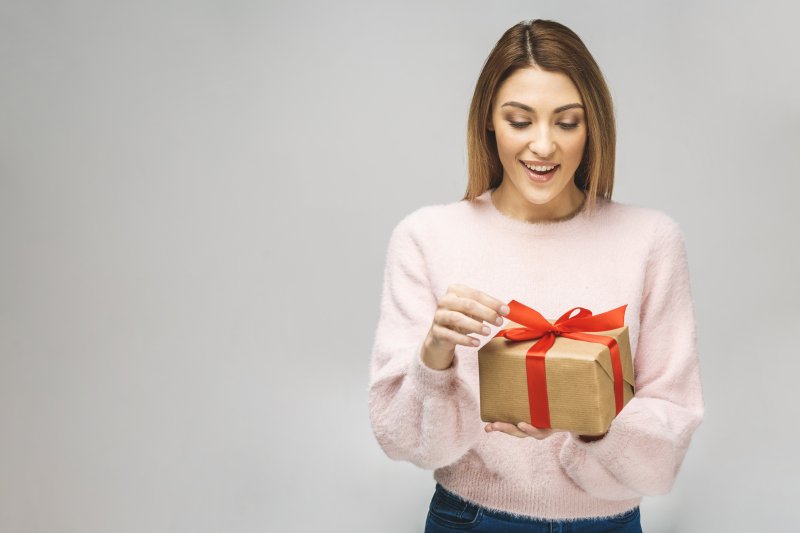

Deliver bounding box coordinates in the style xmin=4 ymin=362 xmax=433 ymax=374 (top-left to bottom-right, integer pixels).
xmin=520 ymin=160 xmax=558 ymax=172
xmin=520 ymin=160 xmax=559 ymax=182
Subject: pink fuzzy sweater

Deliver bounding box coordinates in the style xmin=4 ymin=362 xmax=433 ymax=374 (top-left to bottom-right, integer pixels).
xmin=367 ymin=187 xmax=704 ymax=520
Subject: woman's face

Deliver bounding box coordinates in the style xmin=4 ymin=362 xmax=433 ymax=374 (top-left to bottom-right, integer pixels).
xmin=488 ymin=66 xmax=587 ymax=209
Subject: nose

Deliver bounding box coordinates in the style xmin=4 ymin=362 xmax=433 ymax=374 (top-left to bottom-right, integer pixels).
xmin=528 ymin=125 xmax=556 ymax=159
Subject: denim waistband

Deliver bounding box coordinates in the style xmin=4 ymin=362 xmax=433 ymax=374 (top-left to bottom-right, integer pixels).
xmin=433 ymin=482 xmax=639 ymax=524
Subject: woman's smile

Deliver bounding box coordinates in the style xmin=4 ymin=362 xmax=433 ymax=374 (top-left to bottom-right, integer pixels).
xmin=520 ymin=160 xmax=560 ymax=183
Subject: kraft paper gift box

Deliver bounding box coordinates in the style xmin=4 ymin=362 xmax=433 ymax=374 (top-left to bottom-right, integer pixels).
xmin=478 ymin=300 xmax=635 ymax=436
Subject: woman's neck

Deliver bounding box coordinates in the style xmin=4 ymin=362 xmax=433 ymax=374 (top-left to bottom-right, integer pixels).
xmin=490 ymin=182 xmax=587 ymax=224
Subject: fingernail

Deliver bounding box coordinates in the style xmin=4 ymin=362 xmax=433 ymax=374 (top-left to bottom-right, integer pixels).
xmin=495 ymin=316 xmax=504 ymax=326
xmin=481 ymin=326 xmax=491 ymax=335
xmin=500 ymin=305 xmax=510 ymax=315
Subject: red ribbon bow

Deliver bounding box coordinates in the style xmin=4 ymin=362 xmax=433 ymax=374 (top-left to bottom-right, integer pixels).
xmin=494 ymin=300 xmax=628 ymax=429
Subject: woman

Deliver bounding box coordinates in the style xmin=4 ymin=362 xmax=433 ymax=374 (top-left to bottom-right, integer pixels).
xmin=367 ymin=19 xmax=703 ymax=532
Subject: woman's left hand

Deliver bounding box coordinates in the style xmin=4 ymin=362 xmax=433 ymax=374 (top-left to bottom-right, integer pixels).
xmin=484 ymin=421 xmax=558 ymax=439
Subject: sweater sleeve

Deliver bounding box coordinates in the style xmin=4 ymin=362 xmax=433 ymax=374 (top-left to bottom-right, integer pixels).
xmin=558 ymin=215 xmax=705 ymax=499
xmin=367 ymin=215 xmax=483 ymax=470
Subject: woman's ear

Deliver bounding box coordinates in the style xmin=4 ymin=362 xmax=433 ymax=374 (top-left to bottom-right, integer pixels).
xmin=486 ymin=117 xmax=494 ymax=132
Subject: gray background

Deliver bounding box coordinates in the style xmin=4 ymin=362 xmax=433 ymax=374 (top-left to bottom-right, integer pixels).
xmin=1 ymin=1 xmax=798 ymax=531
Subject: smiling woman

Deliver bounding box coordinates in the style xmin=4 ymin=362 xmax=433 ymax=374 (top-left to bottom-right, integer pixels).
xmin=368 ymin=18 xmax=703 ymax=533
xmin=466 ymin=19 xmax=617 ymax=218
xmin=486 ymin=67 xmax=589 ymax=221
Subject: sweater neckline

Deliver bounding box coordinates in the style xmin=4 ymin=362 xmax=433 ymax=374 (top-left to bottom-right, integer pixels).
xmin=477 ymin=187 xmax=597 ymax=235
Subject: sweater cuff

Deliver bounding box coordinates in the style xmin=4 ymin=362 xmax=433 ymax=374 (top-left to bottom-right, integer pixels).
xmin=558 ymin=421 xmax=642 ymax=500
xmin=409 ymin=340 xmax=460 ymax=396
xmin=562 ymin=418 xmax=627 ymax=466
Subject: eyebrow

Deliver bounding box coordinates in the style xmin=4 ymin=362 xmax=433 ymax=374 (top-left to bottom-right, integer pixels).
xmin=500 ymin=101 xmax=584 ymax=113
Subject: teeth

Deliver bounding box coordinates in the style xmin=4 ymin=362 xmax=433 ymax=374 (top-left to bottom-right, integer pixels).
xmin=523 ymin=162 xmax=557 ymax=172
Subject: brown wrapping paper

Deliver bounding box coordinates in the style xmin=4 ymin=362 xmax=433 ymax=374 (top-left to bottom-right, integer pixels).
xmin=478 ymin=318 xmax=635 ymax=436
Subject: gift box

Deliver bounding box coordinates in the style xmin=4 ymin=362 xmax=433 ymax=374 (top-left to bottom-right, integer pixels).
xmin=478 ymin=300 xmax=635 ymax=436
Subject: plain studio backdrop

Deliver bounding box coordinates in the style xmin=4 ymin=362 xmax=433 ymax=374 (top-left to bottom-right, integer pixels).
xmin=1 ymin=1 xmax=798 ymax=532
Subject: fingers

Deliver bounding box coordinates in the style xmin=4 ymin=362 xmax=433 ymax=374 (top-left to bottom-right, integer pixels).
xmin=428 ymin=284 xmax=510 ymax=350
xmin=431 ymin=307 xmax=486 ymax=348
xmin=429 ymin=321 xmax=482 ymax=348
xmin=485 ymin=421 xmax=529 ymax=438
xmin=447 ymin=284 xmax=510 ymax=326
xmin=516 ymin=422 xmax=556 ymax=440
xmin=435 ymin=284 xmax=509 ymax=335
xmin=485 ymin=421 xmax=555 ymax=440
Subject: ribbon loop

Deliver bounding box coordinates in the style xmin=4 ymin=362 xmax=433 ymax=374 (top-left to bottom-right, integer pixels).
xmin=555 ymin=306 xmax=593 ymax=324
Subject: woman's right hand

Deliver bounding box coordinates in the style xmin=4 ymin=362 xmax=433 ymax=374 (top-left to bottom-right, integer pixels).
xmin=420 ymin=284 xmax=511 ymax=370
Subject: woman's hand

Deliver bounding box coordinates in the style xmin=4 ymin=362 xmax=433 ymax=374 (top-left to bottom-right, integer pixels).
xmin=485 ymin=422 xmax=607 ymax=442
xmin=484 ymin=421 xmax=558 ymax=439
xmin=420 ymin=284 xmax=510 ymax=370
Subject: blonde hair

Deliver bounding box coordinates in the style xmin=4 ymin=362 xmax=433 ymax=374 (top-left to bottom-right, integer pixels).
xmin=464 ymin=19 xmax=616 ymax=213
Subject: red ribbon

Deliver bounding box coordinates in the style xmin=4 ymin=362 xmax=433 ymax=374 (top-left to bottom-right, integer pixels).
xmin=494 ymin=301 xmax=628 ymax=429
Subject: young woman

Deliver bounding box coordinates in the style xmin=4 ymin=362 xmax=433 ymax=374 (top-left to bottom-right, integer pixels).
xmin=368 ymin=19 xmax=703 ymax=532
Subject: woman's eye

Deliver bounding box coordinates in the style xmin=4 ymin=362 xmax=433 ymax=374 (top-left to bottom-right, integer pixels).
xmin=508 ymin=121 xmax=580 ymax=130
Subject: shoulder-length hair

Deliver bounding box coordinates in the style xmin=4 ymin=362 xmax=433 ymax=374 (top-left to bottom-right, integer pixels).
xmin=464 ymin=19 xmax=616 ymax=213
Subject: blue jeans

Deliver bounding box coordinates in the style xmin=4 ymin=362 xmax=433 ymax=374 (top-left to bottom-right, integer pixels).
xmin=425 ymin=483 xmax=642 ymax=532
